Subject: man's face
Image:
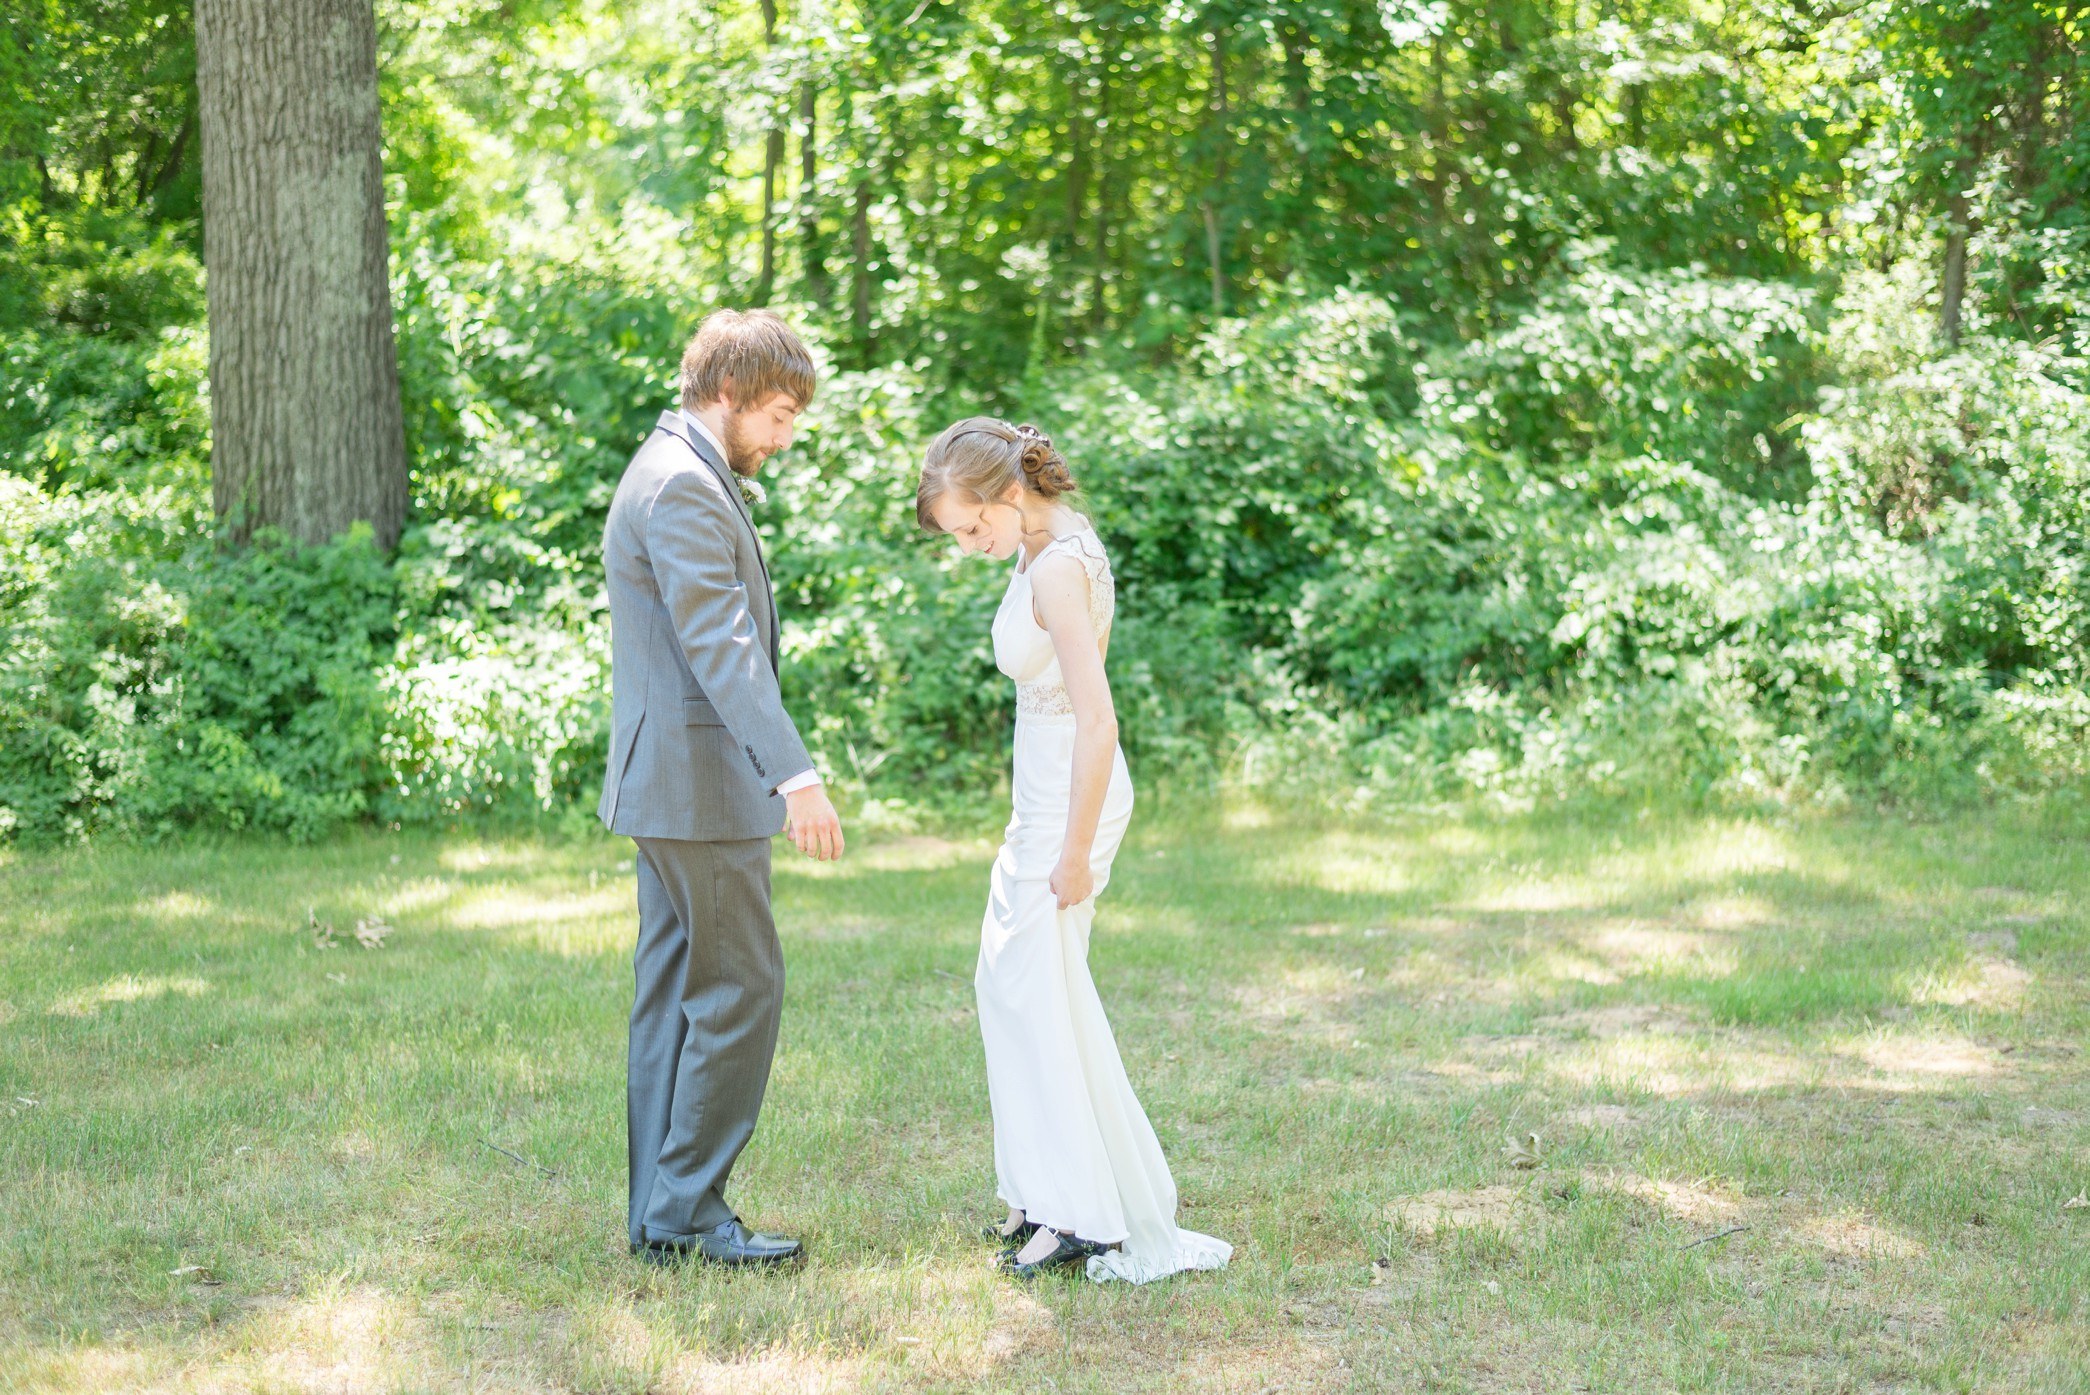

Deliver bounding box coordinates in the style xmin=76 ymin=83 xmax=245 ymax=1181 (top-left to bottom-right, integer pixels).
xmin=720 ymin=390 xmax=803 ymax=476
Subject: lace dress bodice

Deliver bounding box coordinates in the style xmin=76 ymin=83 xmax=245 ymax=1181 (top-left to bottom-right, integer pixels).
xmin=992 ymin=526 xmax=1116 ymax=719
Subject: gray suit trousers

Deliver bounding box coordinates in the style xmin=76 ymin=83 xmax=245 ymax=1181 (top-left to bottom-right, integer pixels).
xmin=628 ymin=835 xmax=783 ymax=1246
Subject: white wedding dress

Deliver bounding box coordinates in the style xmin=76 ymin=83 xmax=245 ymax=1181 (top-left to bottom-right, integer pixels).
xmin=974 ymin=523 xmax=1231 ymax=1285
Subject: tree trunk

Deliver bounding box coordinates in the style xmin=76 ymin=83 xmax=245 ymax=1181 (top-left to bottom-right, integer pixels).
xmin=196 ymin=0 xmax=406 ymax=552
xmin=1203 ymin=23 xmax=1229 ymax=317
xmin=800 ymin=83 xmax=824 ymax=303
xmin=2019 ymin=14 xmax=2048 ymax=195
xmin=759 ymin=124 xmax=784 ymax=303
xmin=1090 ymin=57 xmax=1112 ymax=331
xmin=1063 ymin=64 xmax=1090 ymax=329
xmin=1939 ymin=181 xmax=1970 ymax=347
xmin=1282 ymin=22 xmax=1310 ymax=117
xmin=148 ymin=110 xmax=195 ymax=201
xmin=851 ymin=178 xmax=873 ymax=352
xmin=757 ymin=0 xmax=781 ymax=304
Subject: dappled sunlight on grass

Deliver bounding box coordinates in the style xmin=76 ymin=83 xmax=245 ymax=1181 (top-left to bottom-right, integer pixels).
xmin=12 ymin=1347 xmax=158 ymax=1393
xmin=826 ymin=835 xmax=987 ymax=875
xmin=1267 ymin=832 xmax=1416 ymax=895
xmin=1845 ymin=1031 xmax=2002 ymax=1084
xmin=1911 ymin=954 xmax=2031 ymax=1010
xmin=434 ymin=842 xmax=553 ymax=875
xmin=47 ymin=972 xmax=209 ymax=1018
xmin=379 ymin=874 xmax=477 ymax=916
xmin=1589 ymin=1168 xmax=1745 ymax=1224
xmin=1230 ymin=964 xmax=1375 ymax=1050
xmin=1580 ymin=920 xmax=1734 ymax=978
xmin=251 ymin=1285 xmax=429 ymax=1391
xmin=135 ymin=890 xmax=216 ymax=921
xmin=1687 ymin=892 xmax=1776 ymax=930
xmin=1425 ymin=824 xmax=1491 ymax=857
xmin=1386 ymin=1185 xmax=1531 ymax=1238
xmin=1219 ymin=804 xmax=1276 ymax=831
xmin=1533 ymin=1028 xmax=1822 ymax=1096
xmin=3 ymin=804 xmax=2088 ymax=1391
xmin=1466 ymin=877 xmax=1604 ymax=913
xmin=444 ymin=887 xmax=629 ymax=959
xmin=1672 ymin=821 xmax=1798 ymax=881
xmin=1799 ymin=1212 xmax=1928 ymax=1262
xmin=1528 ymin=946 xmax=1627 ymax=985
xmin=19 ymin=1285 xmax=442 ymax=1395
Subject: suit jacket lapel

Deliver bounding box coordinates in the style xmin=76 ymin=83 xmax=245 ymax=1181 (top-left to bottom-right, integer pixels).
xmin=656 ymin=411 xmax=781 ymax=671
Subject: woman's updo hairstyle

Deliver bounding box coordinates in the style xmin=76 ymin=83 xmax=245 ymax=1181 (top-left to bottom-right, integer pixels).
xmin=916 ymin=416 xmax=1077 ymax=532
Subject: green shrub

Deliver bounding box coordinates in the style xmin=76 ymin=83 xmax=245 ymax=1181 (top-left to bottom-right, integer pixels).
xmin=0 ymin=467 xmax=396 ymax=840
xmin=2 ymin=232 xmax=2085 ymax=844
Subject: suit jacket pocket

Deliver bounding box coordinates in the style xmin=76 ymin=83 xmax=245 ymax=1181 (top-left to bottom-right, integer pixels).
xmin=683 ymin=696 xmax=727 ymax=727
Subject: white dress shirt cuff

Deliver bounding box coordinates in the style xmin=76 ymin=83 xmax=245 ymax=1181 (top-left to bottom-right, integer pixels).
xmin=774 ymin=769 xmax=822 ymax=797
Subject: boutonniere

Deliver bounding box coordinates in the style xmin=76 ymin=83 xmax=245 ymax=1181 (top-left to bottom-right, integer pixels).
xmin=737 ymin=476 xmax=767 ymax=509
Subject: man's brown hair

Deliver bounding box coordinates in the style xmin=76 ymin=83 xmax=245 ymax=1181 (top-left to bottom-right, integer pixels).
xmin=678 ymin=309 xmax=818 ymax=413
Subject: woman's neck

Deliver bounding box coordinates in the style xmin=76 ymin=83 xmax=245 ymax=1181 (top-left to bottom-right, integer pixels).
xmin=1016 ymin=502 xmax=1078 ymax=564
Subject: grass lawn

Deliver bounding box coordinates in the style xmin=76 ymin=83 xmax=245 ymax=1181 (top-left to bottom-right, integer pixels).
xmin=2 ymin=797 xmax=2087 ymax=1392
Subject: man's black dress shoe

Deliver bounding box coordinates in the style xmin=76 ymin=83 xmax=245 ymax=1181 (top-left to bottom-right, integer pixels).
xmin=998 ymin=1230 xmax=1105 ymax=1280
xmin=633 ymin=1218 xmax=804 ymax=1268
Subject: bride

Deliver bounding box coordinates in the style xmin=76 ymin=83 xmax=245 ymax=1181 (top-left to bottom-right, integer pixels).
xmin=916 ymin=417 xmax=1231 ymax=1284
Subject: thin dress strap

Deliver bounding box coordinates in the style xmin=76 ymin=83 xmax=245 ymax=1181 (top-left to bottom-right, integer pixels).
xmin=1026 ymin=527 xmax=1113 ymax=636
xmin=1033 ymin=527 xmax=1105 ymax=574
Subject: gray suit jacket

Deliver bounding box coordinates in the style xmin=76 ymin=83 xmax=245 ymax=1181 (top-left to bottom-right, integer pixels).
xmin=598 ymin=410 xmax=814 ymax=841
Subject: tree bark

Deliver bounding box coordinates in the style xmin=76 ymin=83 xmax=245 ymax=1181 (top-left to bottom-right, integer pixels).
xmin=1063 ymin=63 xmax=1090 ymax=319
xmin=800 ymin=82 xmax=825 ymax=303
xmin=851 ymin=177 xmax=873 ymax=351
xmin=1202 ymin=23 xmax=1229 ymax=316
xmin=757 ymin=0 xmax=782 ymax=304
xmin=1282 ymin=23 xmax=1311 ymax=117
xmin=1090 ymin=56 xmax=1112 ymax=331
xmin=147 ymin=110 xmax=195 ymax=201
xmin=196 ymin=0 xmax=406 ymax=552
xmin=1939 ymin=161 xmax=1974 ymax=346
xmin=2019 ymin=13 xmax=2048 ymax=195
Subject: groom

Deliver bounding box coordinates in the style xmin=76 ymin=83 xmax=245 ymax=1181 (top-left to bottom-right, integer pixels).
xmin=598 ymin=308 xmax=844 ymax=1267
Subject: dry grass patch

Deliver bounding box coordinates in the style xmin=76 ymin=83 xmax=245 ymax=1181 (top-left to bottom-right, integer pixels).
xmin=1385 ymin=1185 xmax=1534 ymax=1240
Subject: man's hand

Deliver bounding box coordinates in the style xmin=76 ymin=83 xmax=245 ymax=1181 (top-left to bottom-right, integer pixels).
xmin=783 ymin=783 xmax=845 ymax=862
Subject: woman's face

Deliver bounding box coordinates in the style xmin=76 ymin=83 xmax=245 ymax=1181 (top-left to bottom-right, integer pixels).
xmin=930 ymin=484 xmax=1026 ymax=560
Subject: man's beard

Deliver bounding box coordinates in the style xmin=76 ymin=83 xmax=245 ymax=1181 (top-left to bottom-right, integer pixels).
xmin=721 ymin=412 xmax=764 ymax=476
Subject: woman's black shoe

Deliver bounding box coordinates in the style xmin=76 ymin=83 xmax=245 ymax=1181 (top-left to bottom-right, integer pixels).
xmin=983 ymin=1220 xmax=1039 ymax=1251
xmin=999 ymin=1231 xmax=1104 ymax=1280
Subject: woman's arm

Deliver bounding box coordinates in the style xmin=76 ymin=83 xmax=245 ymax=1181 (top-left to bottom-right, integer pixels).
xmin=1031 ymin=551 xmax=1119 ymax=909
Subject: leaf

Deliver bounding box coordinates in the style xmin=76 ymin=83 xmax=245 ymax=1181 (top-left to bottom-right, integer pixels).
xmin=308 ymin=908 xmax=336 ymax=950
xmin=2065 ymin=1191 xmax=2088 ymax=1211
xmin=353 ymin=916 xmax=391 ymax=950
xmin=325 ymin=972 xmax=347 ymax=986
xmin=1505 ymin=1132 xmax=1543 ymax=1170
xmin=1369 ymin=1256 xmax=1391 ymax=1286
xmin=169 ymin=1265 xmax=224 ymax=1286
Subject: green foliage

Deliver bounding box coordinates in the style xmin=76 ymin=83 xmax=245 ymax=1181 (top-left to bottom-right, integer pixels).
xmin=0 ymin=463 xmax=396 ymax=840
xmin=1 ymin=0 xmax=2087 ymax=842
xmin=1429 ymin=260 xmax=1823 ymax=494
